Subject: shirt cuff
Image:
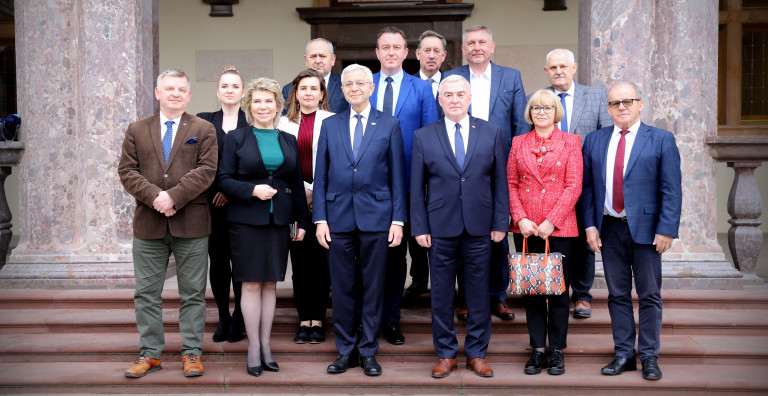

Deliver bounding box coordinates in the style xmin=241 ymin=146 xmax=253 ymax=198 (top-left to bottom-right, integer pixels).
xmin=314 ymin=220 xmax=327 ymax=224
xmin=392 ymin=221 xmax=404 ymax=226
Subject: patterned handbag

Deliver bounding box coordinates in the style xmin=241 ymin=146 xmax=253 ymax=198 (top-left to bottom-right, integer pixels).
xmin=508 ymin=237 xmax=566 ymax=296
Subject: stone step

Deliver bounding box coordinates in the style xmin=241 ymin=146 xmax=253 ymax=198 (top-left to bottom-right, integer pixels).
xmin=1 ymin=361 xmax=766 ymax=394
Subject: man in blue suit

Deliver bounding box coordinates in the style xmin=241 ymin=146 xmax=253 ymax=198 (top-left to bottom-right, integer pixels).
xmin=581 ymin=82 xmax=682 ymax=381
xmin=313 ymin=64 xmax=407 ymax=377
xmin=369 ymin=26 xmax=438 ymax=345
xmin=411 ymin=75 xmax=509 ymax=379
xmin=543 ymin=48 xmax=613 ymax=319
xmin=444 ymin=25 xmax=525 ymax=321
xmin=282 ymin=38 xmax=348 ymax=114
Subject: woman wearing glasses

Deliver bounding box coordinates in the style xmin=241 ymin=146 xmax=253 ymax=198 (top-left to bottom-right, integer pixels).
xmin=506 ymin=89 xmax=583 ymax=376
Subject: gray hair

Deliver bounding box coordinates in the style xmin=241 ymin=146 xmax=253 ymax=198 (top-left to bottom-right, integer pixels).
xmin=545 ymin=48 xmax=575 ymax=66
xmin=156 ymin=69 xmax=190 ymax=90
xmin=417 ymin=30 xmax=447 ymax=51
xmin=305 ymin=38 xmax=334 ymax=55
xmin=610 ymin=81 xmax=643 ymax=99
xmin=341 ymin=64 xmax=374 ymax=84
xmin=462 ymin=25 xmax=493 ymax=45
xmin=438 ymin=74 xmax=470 ymax=96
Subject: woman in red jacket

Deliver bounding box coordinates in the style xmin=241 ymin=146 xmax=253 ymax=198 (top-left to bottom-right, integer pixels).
xmin=507 ymin=89 xmax=583 ymax=376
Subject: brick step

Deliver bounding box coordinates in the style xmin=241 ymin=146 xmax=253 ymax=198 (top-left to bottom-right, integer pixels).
xmin=1 ymin=361 xmax=766 ymax=394
xmin=2 ymin=332 xmax=766 ymax=367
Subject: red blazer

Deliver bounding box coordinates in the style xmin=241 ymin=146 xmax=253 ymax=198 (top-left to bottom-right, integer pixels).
xmin=507 ymin=127 xmax=583 ymax=237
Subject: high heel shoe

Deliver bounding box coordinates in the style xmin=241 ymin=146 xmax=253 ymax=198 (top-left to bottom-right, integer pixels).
xmin=261 ymin=355 xmax=279 ymax=372
xmin=246 ymin=365 xmax=263 ymax=377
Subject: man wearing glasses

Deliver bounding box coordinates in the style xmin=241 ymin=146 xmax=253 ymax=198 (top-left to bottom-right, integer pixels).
xmin=581 ymin=82 xmax=682 ymax=381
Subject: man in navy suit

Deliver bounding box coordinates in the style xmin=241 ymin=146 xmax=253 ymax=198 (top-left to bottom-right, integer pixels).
xmin=313 ymin=64 xmax=407 ymax=376
xmin=369 ymin=26 xmax=438 ymax=345
xmin=411 ymin=75 xmax=509 ymax=378
xmin=282 ymin=38 xmax=348 ymax=114
xmin=581 ymin=82 xmax=682 ymax=381
xmin=543 ymin=48 xmax=613 ymax=319
xmin=444 ymin=25 xmax=525 ymax=321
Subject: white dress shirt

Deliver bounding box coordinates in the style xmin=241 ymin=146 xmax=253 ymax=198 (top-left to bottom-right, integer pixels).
xmin=420 ymin=70 xmax=441 ymax=99
xmin=349 ymin=104 xmax=372 ymax=146
xmin=445 ymin=115 xmax=470 ymax=156
xmin=553 ymin=83 xmax=575 ymax=132
xmin=604 ymin=120 xmax=640 ymax=218
xmin=376 ymin=69 xmax=404 ymax=116
xmin=469 ymin=64 xmax=492 ymax=121
xmin=159 ymin=112 xmax=182 ymax=145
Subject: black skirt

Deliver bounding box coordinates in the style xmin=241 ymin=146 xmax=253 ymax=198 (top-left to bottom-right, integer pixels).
xmin=229 ymin=221 xmax=290 ymax=282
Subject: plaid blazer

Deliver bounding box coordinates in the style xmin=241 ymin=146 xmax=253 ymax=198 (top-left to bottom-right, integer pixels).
xmin=548 ymin=83 xmax=613 ymax=141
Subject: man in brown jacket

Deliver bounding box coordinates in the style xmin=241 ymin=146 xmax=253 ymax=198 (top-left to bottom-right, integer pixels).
xmin=118 ymin=69 xmax=217 ymax=378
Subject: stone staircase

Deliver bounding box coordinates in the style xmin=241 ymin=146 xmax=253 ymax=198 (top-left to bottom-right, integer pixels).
xmin=1 ymin=284 xmax=768 ymax=394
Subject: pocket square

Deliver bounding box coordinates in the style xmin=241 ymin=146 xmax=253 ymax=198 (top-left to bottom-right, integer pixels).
xmin=185 ymin=137 xmax=198 ymax=144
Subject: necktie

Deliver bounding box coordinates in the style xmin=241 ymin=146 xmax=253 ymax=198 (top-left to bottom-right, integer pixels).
xmin=612 ymin=130 xmax=629 ymax=213
xmin=558 ymin=92 xmax=569 ymax=133
xmin=162 ymin=120 xmax=174 ymax=166
xmin=383 ymin=76 xmax=394 ymax=115
xmin=427 ymin=78 xmax=436 ymax=99
xmin=454 ymin=123 xmax=465 ymax=170
xmin=352 ymin=114 xmax=363 ymax=160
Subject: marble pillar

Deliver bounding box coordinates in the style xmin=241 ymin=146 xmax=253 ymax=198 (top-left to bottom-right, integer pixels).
xmin=579 ymin=0 xmax=760 ymax=287
xmin=0 ymin=0 xmax=158 ymax=288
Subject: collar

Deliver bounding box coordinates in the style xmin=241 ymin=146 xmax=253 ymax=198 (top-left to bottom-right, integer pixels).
xmin=553 ymin=82 xmax=575 ymax=97
xmin=444 ymin=114 xmax=470 ymax=132
xmin=613 ymin=120 xmax=641 ymax=136
xmin=419 ymin=70 xmax=441 ymax=82
xmin=470 ymin=63 xmax=492 ymax=80
xmin=160 ymin=112 xmax=182 ymax=127
xmin=380 ymin=69 xmax=404 ymax=84
xmin=351 ymin=104 xmax=372 ymax=120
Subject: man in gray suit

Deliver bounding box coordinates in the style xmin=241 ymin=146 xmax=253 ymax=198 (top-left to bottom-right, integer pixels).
xmin=544 ymin=48 xmax=612 ymax=319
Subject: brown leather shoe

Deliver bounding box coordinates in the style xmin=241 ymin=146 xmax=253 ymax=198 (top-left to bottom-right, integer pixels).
xmin=182 ymin=353 xmax=204 ymax=377
xmin=124 ymin=354 xmax=162 ymax=378
xmin=466 ymin=358 xmax=494 ymax=377
xmin=456 ymin=303 xmax=468 ymax=320
xmin=492 ymin=301 xmax=515 ymax=320
xmin=431 ymin=358 xmax=458 ymax=378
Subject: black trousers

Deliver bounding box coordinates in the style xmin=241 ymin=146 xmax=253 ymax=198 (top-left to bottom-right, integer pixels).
xmin=570 ymin=200 xmax=596 ymax=303
xmin=208 ymin=204 xmax=242 ymax=322
xmin=512 ymin=233 xmax=575 ymax=350
xmin=289 ymin=219 xmax=330 ymax=322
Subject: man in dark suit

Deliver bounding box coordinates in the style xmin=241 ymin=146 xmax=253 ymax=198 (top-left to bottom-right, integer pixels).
xmin=444 ymin=25 xmax=525 ymax=321
xmin=543 ymin=48 xmax=613 ymax=319
xmin=581 ymin=82 xmax=682 ymax=381
xmin=282 ymin=38 xmax=348 ymax=114
xmin=369 ymin=26 xmax=438 ymax=345
xmin=411 ymin=75 xmax=509 ymax=378
xmin=119 ymin=69 xmax=218 ymax=378
xmin=313 ymin=63 xmax=407 ymax=376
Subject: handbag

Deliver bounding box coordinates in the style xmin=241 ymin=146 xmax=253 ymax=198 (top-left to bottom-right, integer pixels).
xmin=508 ymin=237 xmax=566 ymax=296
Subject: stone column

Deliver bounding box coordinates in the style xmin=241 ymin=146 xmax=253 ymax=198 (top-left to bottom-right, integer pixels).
xmin=1 ymin=0 xmax=158 ymax=288
xmin=578 ymin=0 xmax=759 ymax=287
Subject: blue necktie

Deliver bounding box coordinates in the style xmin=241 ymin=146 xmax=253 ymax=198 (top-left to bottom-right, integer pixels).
xmin=353 ymin=114 xmax=363 ymax=160
xmin=383 ymin=76 xmax=394 ymax=115
xmin=558 ymin=92 xmax=569 ymax=133
xmin=162 ymin=120 xmax=174 ymax=166
xmin=454 ymin=123 xmax=465 ymax=170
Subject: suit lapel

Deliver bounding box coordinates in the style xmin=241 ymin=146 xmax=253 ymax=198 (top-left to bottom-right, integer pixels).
xmin=355 ymin=109 xmax=381 ymax=165
xmin=569 ymin=84 xmax=585 ymax=133
xmin=538 ymin=129 xmax=565 ymax=176
xmin=435 ymin=119 xmax=462 ymax=174
xmin=459 ymin=66 xmax=473 ymax=115
xmin=599 ymin=129 xmax=612 ymax=186
xmin=522 ymin=132 xmax=544 ymax=184
xmin=338 ymin=111 xmax=355 ymax=164
xmin=394 ymin=75 xmax=414 ymax=118
xmin=625 ymin=123 xmax=651 ymax=178
xmin=166 ymin=113 xmax=191 ymax=170
xmin=488 ymin=62 xmax=502 ymax=114
xmin=369 ymin=72 xmax=380 ymax=110
xmin=462 ymin=117 xmax=480 ymax=171
xmin=149 ymin=115 xmax=164 ymax=168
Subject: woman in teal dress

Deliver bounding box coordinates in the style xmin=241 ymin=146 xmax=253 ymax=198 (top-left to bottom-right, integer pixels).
xmin=218 ymin=78 xmax=309 ymax=377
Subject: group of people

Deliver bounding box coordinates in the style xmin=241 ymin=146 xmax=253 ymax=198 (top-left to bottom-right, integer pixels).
xmin=117 ymin=24 xmax=682 ymax=383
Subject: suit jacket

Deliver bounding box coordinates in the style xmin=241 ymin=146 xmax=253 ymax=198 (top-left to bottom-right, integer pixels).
xmin=217 ymin=126 xmax=309 ymax=229
xmin=196 ymin=109 xmax=249 ymax=202
xmin=443 ymin=62 xmax=528 ymax=153
xmin=118 ymin=112 xmax=217 ymax=239
xmin=312 ymin=107 xmax=407 ymax=233
xmin=580 ymin=122 xmax=682 ymax=244
xmin=544 ymin=83 xmax=612 ymax=141
xmin=411 ymin=70 xmax=441 ymax=104
xmin=410 ymin=117 xmax=509 ymax=238
xmin=370 ymin=71 xmax=439 ymax=189
xmin=282 ymin=72 xmax=348 ymax=114
xmin=276 ymin=109 xmax=334 ymax=191
xmin=507 ymin=128 xmax=583 ymax=237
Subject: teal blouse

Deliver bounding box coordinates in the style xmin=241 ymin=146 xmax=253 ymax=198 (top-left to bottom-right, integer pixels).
xmin=253 ymin=127 xmax=284 ymax=213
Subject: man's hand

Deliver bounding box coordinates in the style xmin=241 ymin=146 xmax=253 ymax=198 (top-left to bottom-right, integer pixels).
xmin=252 ymin=184 xmax=277 ymax=200
xmin=586 ymin=228 xmax=602 ymax=254
xmin=316 ymin=223 xmax=331 ymax=249
xmin=212 ymin=192 xmax=228 ymax=207
xmin=517 ymin=218 xmax=538 ymax=238
xmin=415 ymin=234 xmax=432 ymax=248
xmin=653 ymin=234 xmax=673 ymax=253
xmin=536 ymin=219 xmax=555 ymax=239
xmin=153 ymin=191 xmax=176 ymax=216
xmin=491 ymin=230 xmax=507 ymax=243
xmin=388 ymin=224 xmax=403 ymax=247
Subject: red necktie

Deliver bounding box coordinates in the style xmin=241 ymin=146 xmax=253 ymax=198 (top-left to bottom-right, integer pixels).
xmin=612 ymin=130 xmax=629 ymax=213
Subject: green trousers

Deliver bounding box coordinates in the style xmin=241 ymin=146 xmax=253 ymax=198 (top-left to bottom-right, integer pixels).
xmin=132 ymin=230 xmax=208 ymax=358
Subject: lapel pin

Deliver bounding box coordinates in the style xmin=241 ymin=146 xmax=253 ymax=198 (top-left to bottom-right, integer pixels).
xmin=472 ymin=125 xmax=476 ymax=128
xmin=371 ymin=122 xmax=376 ymax=125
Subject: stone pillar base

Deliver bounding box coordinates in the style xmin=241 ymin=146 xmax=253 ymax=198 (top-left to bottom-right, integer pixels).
xmin=0 ymin=262 xmax=136 ymax=289
xmin=594 ymin=260 xmax=765 ymax=289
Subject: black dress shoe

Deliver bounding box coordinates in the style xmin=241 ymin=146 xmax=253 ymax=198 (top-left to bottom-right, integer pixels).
xmin=547 ymin=349 xmax=565 ymax=375
xmin=246 ymin=365 xmax=263 ymax=377
xmin=642 ymin=358 xmax=662 ymax=380
xmin=601 ymin=356 xmax=637 ymax=375
xmin=403 ymin=282 xmax=427 ymax=299
xmin=382 ymin=322 xmax=405 ymax=345
xmin=309 ymin=326 xmax=325 ymax=343
xmin=327 ymin=355 xmax=358 ymax=374
xmin=212 ymin=318 xmax=231 ymax=343
xmin=524 ymin=350 xmax=548 ymax=375
xmin=261 ymin=356 xmax=279 ymax=372
xmin=360 ymin=356 xmax=382 ymax=376
xmin=294 ymin=325 xmax=310 ymax=344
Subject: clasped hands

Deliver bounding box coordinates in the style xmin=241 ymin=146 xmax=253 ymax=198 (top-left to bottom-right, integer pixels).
xmin=153 ymin=191 xmax=176 ymax=217
xmin=518 ymin=218 xmax=555 ymax=239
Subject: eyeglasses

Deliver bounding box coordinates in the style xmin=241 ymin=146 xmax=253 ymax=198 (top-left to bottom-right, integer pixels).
xmin=531 ymin=105 xmax=555 ymax=114
xmin=343 ymin=81 xmax=371 ymax=88
xmin=608 ymin=98 xmax=641 ymax=109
